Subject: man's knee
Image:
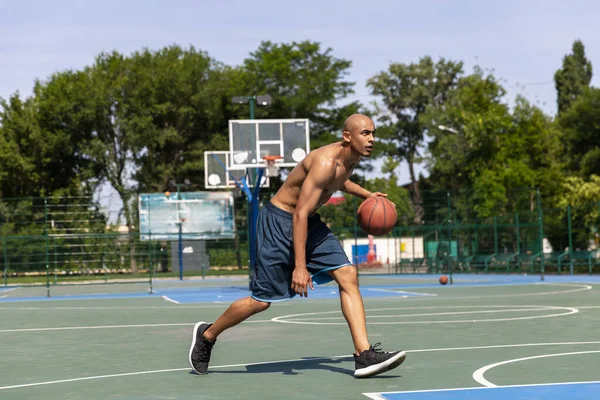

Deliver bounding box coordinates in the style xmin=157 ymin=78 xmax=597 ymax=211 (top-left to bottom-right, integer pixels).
xmin=332 ymin=265 xmax=359 ymax=289
xmin=249 ymin=297 xmax=271 ymax=313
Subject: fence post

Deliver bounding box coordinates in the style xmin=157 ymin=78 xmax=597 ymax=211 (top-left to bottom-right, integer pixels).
xmin=147 ymin=195 xmax=154 ymax=294
xmin=493 ymin=216 xmax=498 ymax=254
xmin=515 ymin=211 xmax=521 ymax=264
xmin=447 ymin=192 xmax=453 ymax=284
xmin=536 ymin=189 xmax=545 ymax=280
xmin=53 ymin=237 xmax=58 ymax=284
xmin=3 ymin=236 xmax=7 ymax=287
xmin=44 ymin=197 xmax=50 ymax=297
xmin=567 ymin=204 xmax=573 ymax=275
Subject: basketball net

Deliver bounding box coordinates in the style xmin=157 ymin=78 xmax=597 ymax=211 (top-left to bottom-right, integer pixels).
xmin=263 ymin=156 xmax=283 ymax=177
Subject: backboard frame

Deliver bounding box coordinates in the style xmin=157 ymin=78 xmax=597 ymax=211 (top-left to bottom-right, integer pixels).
xmin=228 ymin=118 xmax=310 ymax=169
xmin=204 ymin=151 xmax=269 ymax=189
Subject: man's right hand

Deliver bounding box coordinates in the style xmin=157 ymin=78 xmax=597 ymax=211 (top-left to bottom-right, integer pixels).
xmin=291 ymin=266 xmax=314 ymax=297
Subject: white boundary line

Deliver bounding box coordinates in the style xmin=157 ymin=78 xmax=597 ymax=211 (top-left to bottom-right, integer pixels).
xmin=271 ymin=305 xmax=579 ymax=325
xmin=0 ymin=355 xmax=345 ymax=391
xmin=0 ymin=319 xmax=272 ymax=333
xmin=162 ymin=296 xmax=180 ymax=304
xmin=0 ymin=305 xmax=230 ymax=310
xmin=0 ymin=305 xmax=583 ymax=332
xmin=472 ymin=350 xmax=600 ymax=387
xmin=3 ymin=341 xmax=600 ymax=392
xmin=283 ymin=307 xmax=558 ymax=321
xmin=367 ymin=288 xmax=437 ymax=297
xmin=383 ymin=283 xmax=592 ymax=301
xmin=363 ymin=380 xmax=600 ymax=398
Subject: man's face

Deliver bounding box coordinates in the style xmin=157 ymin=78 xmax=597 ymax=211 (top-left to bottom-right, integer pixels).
xmin=347 ymin=118 xmax=376 ymax=157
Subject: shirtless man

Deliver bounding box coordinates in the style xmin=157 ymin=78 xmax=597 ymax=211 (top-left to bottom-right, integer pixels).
xmin=189 ymin=114 xmax=406 ymax=378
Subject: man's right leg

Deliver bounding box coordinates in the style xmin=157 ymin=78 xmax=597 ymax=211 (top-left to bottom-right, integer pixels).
xmin=189 ymin=296 xmax=270 ymax=374
xmin=205 ymin=296 xmax=270 ymax=341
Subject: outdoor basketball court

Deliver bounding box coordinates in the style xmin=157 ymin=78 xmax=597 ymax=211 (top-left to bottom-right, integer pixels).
xmin=1 ymin=273 xmax=600 ymax=399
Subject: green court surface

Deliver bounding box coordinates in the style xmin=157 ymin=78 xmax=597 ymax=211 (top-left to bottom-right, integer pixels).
xmin=1 ymin=274 xmax=600 ymax=399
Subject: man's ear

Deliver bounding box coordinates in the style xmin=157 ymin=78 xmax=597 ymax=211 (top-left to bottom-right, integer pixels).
xmin=342 ymin=130 xmax=351 ymax=143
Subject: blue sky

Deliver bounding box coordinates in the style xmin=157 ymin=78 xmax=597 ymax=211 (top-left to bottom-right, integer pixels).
xmin=2 ymin=0 xmax=599 ymax=218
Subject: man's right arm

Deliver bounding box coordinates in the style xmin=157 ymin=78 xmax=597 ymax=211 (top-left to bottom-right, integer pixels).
xmin=291 ymin=157 xmax=336 ymax=297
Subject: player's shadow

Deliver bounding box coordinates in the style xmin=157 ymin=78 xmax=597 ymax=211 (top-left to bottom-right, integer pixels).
xmin=190 ymin=356 xmax=401 ymax=378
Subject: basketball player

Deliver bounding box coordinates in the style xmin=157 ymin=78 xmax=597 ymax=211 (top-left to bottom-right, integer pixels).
xmin=189 ymin=114 xmax=406 ymax=378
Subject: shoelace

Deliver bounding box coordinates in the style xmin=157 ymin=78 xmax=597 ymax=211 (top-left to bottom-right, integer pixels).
xmin=195 ymin=337 xmax=214 ymax=361
xmin=370 ymin=342 xmax=384 ymax=353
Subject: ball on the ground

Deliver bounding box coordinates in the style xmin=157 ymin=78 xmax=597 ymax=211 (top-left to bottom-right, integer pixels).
xmin=357 ymin=197 xmax=397 ymax=236
xmin=439 ymin=275 xmax=449 ymax=285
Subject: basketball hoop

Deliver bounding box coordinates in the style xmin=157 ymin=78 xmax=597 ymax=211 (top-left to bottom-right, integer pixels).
xmin=262 ymin=155 xmax=283 ymax=177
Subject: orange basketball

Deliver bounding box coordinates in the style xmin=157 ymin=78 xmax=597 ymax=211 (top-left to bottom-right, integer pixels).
xmin=439 ymin=275 xmax=448 ymax=285
xmin=357 ymin=197 xmax=397 ymax=236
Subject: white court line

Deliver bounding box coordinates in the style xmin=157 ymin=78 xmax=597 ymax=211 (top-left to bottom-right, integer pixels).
xmin=0 ymin=303 xmax=590 ymax=332
xmin=0 ymin=319 xmax=272 ymax=333
xmin=367 ymin=288 xmax=437 ymax=297
xmin=0 ymin=355 xmax=346 ymax=391
xmin=271 ymin=305 xmax=579 ymax=325
xmin=3 ymin=341 xmax=600 ymax=391
xmin=383 ymin=283 xmax=592 ymax=301
xmin=161 ymin=296 xmax=180 ymax=304
xmin=363 ymin=380 xmax=600 ymax=399
xmin=285 ymin=307 xmax=555 ymax=321
xmin=0 ymin=305 xmax=229 ymax=310
xmin=472 ymin=350 xmax=600 ymax=387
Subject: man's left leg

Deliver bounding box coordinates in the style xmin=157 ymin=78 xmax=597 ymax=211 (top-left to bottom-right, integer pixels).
xmin=328 ymin=265 xmax=369 ymax=354
xmin=328 ymin=265 xmax=406 ymax=378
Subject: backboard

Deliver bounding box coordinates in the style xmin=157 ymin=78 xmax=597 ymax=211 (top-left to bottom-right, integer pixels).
xmin=229 ymin=119 xmax=310 ymax=169
xmin=204 ymin=151 xmax=269 ymax=189
xmin=138 ymin=191 xmax=235 ymax=240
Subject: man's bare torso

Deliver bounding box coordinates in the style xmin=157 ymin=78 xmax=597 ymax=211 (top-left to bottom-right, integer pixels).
xmin=270 ymin=143 xmax=356 ymax=214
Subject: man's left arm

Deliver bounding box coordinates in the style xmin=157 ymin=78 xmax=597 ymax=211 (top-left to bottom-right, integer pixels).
xmin=341 ymin=180 xmax=387 ymax=199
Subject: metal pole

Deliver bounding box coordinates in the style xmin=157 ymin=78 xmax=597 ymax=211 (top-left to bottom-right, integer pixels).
xmin=494 ymin=216 xmax=498 ymax=254
xmin=53 ymin=237 xmax=58 ymax=285
xmin=447 ymin=192 xmax=453 ymax=284
xmin=147 ymin=194 xmax=154 ymax=294
xmin=247 ymin=168 xmax=264 ymax=290
xmin=537 ymin=189 xmax=545 ymax=280
xmin=567 ymin=204 xmax=573 ymax=275
xmin=247 ymin=101 xmax=256 ymax=288
xmin=515 ymin=212 xmax=520 ymax=253
xmin=3 ymin=236 xmax=7 ymax=287
xmin=44 ymin=198 xmax=50 ymax=297
xmin=178 ymin=185 xmax=183 ymax=281
xmin=249 ymin=96 xmax=255 ymax=120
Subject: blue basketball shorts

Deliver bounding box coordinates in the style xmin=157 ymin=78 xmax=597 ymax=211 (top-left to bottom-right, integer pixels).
xmin=250 ymin=202 xmax=353 ymax=302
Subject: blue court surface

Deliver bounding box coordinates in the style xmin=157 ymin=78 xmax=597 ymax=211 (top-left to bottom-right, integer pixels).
xmin=366 ymin=382 xmax=600 ymax=399
xmin=3 ymin=273 xmax=600 ymax=303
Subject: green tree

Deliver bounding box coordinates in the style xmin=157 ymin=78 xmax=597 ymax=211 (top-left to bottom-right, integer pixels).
xmin=559 ymin=88 xmax=600 ymax=178
xmin=0 ymin=95 xmax=40 ymax=198
xmin=124 ymin=46 xmax=236 ymax=193
xmin=557 ymin=175 xmax=600 ymax=249
xmin=424 ymin=69 xmax=563 ymax=219
xmin=367 ymin=56 xmax=463 ymax=224
xmin=554 ymin=40 xmax=593 ymax=115
xmin=0 ymin=87 xmax=93 ymax=198
xmin=240 ymin=40 xmax=360 ymax=150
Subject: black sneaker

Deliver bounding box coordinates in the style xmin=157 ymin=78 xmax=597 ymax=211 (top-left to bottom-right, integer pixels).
xmin=189 ymin=322 xmax=215 ymax=374
xmin=353 ymin=343 xmax=406 ymax=378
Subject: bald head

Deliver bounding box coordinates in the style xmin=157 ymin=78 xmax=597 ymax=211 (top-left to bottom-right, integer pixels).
xmin=343 ymin=114 xmax=375 ymax=134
